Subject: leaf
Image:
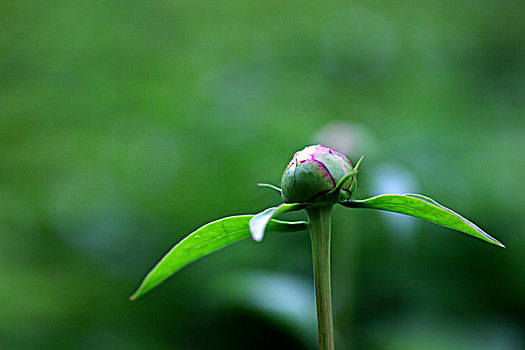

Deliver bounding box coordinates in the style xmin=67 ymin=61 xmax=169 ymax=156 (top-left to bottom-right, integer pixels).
xmin=257 ymin=183 xmax=282 ymax=194
xmin=327 ymin=169 xmax=360 ymax=196
xmin=249 ymin=203 xmax=306 ymax=242
xmin=341 ymin=194 xmax=505 ymax=248
xmin=130 ymin=215 xmax=307 ymax=300
xmin=329 ymin=155 xmax=364 ymax=194
xmin=353 ymin=155 xmax=365 ymax=171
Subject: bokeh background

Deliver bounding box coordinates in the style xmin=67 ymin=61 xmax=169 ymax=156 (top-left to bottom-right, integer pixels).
xmin=1 ymin=1 xmax=524 ymax=349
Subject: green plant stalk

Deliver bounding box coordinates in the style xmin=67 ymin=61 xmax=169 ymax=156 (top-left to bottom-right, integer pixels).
xmin=307 ymin=205 xmax=335 ymax=350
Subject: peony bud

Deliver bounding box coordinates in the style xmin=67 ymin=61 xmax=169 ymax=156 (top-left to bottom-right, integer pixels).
xmin=281 ymin=145 xmax=357 ymax=203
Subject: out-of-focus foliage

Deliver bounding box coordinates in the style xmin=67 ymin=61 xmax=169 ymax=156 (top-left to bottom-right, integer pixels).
xmin=1 ymin=0 xmax=524 ymax=349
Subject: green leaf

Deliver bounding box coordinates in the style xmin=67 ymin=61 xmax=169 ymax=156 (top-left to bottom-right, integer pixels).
xmin=130 ymin=215 xmax=307 ymax=300
xmin=328 ymin=155 xmax=364 ymax=195
xmin=353 ymin=155 xmax=365 ymax=171
xmin=249 ymin=203 xmax=306 ymax=242
xmin=327 ymin=169 xmax=360 ymax=196
xmin=257 ymin=183 xmax=282 ymax=194
xmin=342 ymin=194 xmax=505 ymax=248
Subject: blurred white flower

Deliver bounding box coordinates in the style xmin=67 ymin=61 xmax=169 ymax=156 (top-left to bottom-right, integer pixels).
xmin=371 ymin=163 xmax=419 ymax=238
xmin=314 ymin=121 xmax=377 ymax=157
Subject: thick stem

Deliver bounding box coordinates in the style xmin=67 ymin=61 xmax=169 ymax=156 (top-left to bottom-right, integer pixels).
xmin=307 ymin=205 xmax=334 ymax=350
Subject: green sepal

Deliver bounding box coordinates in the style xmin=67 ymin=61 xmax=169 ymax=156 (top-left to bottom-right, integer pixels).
xmin=349 ymin=155 xmax=364 ymax=193
xmin=326 ymin=170 xmax=360 ymax=196
xmin=317 ymin=155 xmax=364 ymax=203
xmin=257 ymin=183 xmax=282 ymax=194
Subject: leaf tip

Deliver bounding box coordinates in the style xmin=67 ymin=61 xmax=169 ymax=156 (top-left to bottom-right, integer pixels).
xmin=250 ymin=227 xmax=264 ymax=242
xmin=256 ymin=183 xmax=282 ymax=193
xmin=129 ymin=285 xmax=149 ymax=301
xmin=248 ymin=217 xmax=264 ymax=242
xmin=354 ymin=155 xmax=365 ymax=170
xmin=487 ymin=236 xmax=506 ymax=248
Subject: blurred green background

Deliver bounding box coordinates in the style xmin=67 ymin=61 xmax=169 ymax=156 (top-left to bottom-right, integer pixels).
xmin=1 ymin=1 xmax=524 ymax=349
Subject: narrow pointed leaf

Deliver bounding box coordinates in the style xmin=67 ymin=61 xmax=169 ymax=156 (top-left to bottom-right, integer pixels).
xmin=257 ymin=183 xmax=282 ymax=194
xmin=327 ymin=169 xmax=360 ymax=196
xmin=249 ymin=203 xmax=305 ymax=242
xmin=342 ymin=194 xmax=504 ymax=248
xmin=130 ymin=215 xmax=307 ymax=300
xmin=327 ymin=155 xmax=364 ymax=196
xmin=353 ymin=155 xmax=365 ymax=172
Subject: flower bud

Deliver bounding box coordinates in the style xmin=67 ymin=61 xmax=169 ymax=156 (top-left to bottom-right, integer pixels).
xmin=281 ymin=145 xmax=356 ymax=203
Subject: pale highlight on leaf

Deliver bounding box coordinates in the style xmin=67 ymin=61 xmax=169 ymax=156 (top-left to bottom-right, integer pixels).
xmin=130 ymin=215 xmax=307 ymax=300
xmin=249 ymin=203 xmax=305 ymax=242
xmin=342 ymin=194 xmax=505 ymax=248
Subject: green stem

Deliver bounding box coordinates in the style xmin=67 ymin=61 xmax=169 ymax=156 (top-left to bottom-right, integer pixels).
xmin=307 ymin=205 xmax=335 ymax=350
